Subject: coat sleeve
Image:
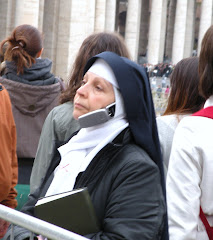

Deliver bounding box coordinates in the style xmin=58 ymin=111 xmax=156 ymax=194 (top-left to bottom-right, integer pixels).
xmin=0 ymin=86 xmax=18 ymax=208
xmin=86 ymin=147 xmax=166 ymax=240
xmin=30 ymin=102 xmax=79 ymax=194
xmin=30 ymin=109 xmax=56 ymax=194
xmin=3 ymin=173 xmax=55 ymax=240
xmin=166 ymin=120 xmax=201 ymax=240
xmin=3 ymin=225 xmax=36 ymax=240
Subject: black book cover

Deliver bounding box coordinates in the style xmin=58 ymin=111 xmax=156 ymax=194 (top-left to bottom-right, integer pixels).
xmin=34 ymin=187 xmax=100 ymax=235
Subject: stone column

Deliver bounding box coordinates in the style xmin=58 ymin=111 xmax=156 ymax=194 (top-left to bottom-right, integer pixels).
xmin=15 ymin=0 xmax=39 ymax=27
xmin=138 ymin=0 xmax=149 ymax=57
xmin=42 ymin=0 xmax=97 ymax=80
xmin=42 ymin=0 xmax=60 ymax=74
xmin=165 ymin=0 xmax=176 ymax=61
xmin=55 ymin=0 xmax=74 ymax=79
xmin=94 ymin=0 xmax=106 ymax=32
xmin=0 ymin=1 xmax=7 ymax=41
xmin=172 ymin=0 xmax=195 ymax=63
xmin=88 ymin=0 xmax=96 ymax=33
xmin=67 ymin=0 xmax=94 ymax=78
xmin=0 ymin=0 xmax=16 ymax=41
xmin=172 ymin=0 xmax=187 ymax=64
xmin=125 ymin=0 xmax=142 ymax=61
xmin=147 ymin=0 xmax=167 ymax=65
xmin=183 ymin=0 xmax=195 ymax=58
xmin=105 ymin=0 xmax=116 ymax=31
xmin=159 ymin=0 xmax=168 ymax=62
xmin=197 ymin=0 xmax=213 ymax=55
xmin=38 ymin=0 xmax=45 ymax=31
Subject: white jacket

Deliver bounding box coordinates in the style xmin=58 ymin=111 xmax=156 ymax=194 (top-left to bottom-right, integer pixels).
xmin=167 ymin=96 xmax=213 ymax=240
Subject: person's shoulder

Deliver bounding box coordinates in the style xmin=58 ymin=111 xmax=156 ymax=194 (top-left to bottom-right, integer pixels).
xmin=178 ymin=114 xmax=213 ymax=132
xmin=172 ymin=114 xmax=213 ymax=146
xmin=157 ymin=114 xmax=176 ymax=121
xmin=118 ymin=143 xmax=158 ymax=169
xmin=156 ymin=114 xmax=180 ymax=130
xmin=51 ymin=102 xmax=74 ymax=116
xmin=47 ymin=101 xmax=78 ymax=129
xmin=44 ymin=101 xmax=79 ymax=142
xmin=111 ymin=144 xmax=161 ymax=186
xmin=0 ymin=76 xmax=6 ymax=84
xmin=156 ymin=115 xmax=171 ymax=124
xmin=179 ymin=114 xmax=204 ymax=127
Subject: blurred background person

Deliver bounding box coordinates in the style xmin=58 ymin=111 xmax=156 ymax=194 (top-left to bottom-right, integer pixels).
xmin=157 ymin=57 xmax=205 ymax=170
xmin=0 ymin=24 xmax=64 ymax=187
xmin=164 ymin=85 xmax=170 ymax=98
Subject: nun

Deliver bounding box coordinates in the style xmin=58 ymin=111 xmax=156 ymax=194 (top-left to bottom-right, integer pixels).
xmin=4 ymin=51 xmax=168 ymax=240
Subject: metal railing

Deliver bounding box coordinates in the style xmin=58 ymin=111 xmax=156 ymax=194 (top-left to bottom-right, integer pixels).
xmin=0 ymin=204 xmax=90 ymax=240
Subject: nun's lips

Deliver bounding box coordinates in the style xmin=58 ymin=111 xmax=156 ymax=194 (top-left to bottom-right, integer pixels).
xmin=74 ymin=102 xmax=86 ymax=110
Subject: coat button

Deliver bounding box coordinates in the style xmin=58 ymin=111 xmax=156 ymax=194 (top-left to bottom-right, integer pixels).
xmin=28 ymin=105 xmax=35 ymax=111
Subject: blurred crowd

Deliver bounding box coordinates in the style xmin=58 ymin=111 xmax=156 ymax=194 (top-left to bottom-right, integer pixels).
xmin=143 ymin=62 xmax=174 ymax=78
xmin=141 ymin=63 xmax=174 ymax=116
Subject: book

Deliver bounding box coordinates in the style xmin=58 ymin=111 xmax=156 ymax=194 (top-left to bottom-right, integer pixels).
xmin=34 ymin=187 xmax=100 ymax=236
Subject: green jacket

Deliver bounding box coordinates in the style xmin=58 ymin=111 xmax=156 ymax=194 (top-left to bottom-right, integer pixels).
xmin=30 ymin=101 xmax=80 ymax=194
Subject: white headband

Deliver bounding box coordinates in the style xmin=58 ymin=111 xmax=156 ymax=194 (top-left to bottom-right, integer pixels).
xmin=87 ymin=59 xmax=118 ymax=88
xmin=87 ymin=58 xmax=126 ymax=120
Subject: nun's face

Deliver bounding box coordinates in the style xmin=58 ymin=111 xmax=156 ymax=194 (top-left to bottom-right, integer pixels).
xmin=73 ymin=71 xmax=115 ymax=119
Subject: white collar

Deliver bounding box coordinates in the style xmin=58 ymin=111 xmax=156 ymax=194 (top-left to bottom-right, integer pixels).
xmin=45 ymin=118 xmax=128 ymax=196
xmin=204 ymin=95 xmax=213 ymax=108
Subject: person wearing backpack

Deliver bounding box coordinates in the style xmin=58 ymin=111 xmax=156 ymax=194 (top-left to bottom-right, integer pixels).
xmin=166 ymin=25 xmax=213 ymax=240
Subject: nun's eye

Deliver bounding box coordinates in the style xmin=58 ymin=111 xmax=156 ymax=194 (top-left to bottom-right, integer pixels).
xmin=81 ymin=80 xmax=86 ymax=86
xmin=95 ymin=85 xmax=103 ymax=91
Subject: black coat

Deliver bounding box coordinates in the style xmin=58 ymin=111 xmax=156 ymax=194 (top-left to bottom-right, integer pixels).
xmin=4 ymin=128 xmax=166 ymax=240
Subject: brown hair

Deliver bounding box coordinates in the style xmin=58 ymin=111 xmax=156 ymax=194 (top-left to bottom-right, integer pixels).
xmin=199 ymin=25 xmax=213 ymax=99
xmin=60 ymin=32 xmax=130 ymax=104
xmin=0 ymin=24 xmax=43 ymax=74
xmin=163 ymin=57 xmax=205 ymax=115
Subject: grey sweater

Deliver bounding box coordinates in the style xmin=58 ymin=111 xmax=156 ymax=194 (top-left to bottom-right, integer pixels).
xmin=156 ymin=114 xmax=187 ymax=170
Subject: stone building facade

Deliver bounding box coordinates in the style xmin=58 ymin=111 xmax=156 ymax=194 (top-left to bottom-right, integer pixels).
xmin=0 ymin=0 xmax=211 ymax=80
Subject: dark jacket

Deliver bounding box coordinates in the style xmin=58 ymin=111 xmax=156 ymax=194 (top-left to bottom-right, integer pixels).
xmin=4 ymin=128 xmax=166 ymax=240
xmin=4 ymin=52 xmax=168 ymax=240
